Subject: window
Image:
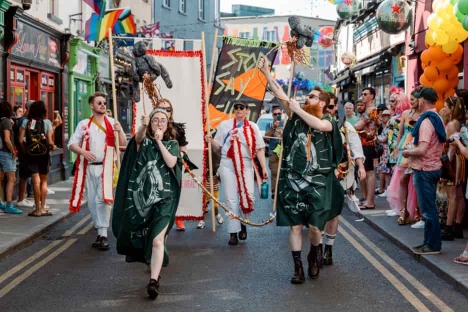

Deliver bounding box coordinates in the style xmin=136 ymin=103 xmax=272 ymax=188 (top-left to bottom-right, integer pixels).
xmin=198 ymin=0 xmax=205 ymax=20
xmin=49 ymin=0 xmax=56 ymax=14
xmin=163 ymin=0 xmax=170 ymax=7
xmin=239 ymin=32 xmax=250 ymax=39
xmin=179 ymin=0 xmax=186 ymax=13
xmin=265 ymin=30 xmax=276 ymax=42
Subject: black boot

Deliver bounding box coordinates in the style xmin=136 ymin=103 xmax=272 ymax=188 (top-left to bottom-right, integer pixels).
xmin=323 ymin=245 xmax=333 ymax=265
xmin=441 ymin=225 xmax=454 ymax=241
xmin=147 ymin=278 xmax=159 ymax=300
xmin=307 ymin=245 xmax=320 ymax=279
xmin=317 ymin=243 xmax=323 ymax=268
xmin=228 ymin=233 xmax=239 ymax=245
xmin=290 ymin=258 xmax=305 ymax=284
xmin=239 ymin=224 xmax=247 ymax=240
xmin=454 ymin=223 xmax=464 ymax=239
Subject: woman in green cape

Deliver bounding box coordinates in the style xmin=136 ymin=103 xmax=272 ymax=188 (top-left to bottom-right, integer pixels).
xmin=112 ymin=108 xmax=182 ymax=300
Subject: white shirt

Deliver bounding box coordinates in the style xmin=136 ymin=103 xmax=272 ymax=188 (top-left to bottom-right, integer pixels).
xmin=214 ymin=118 xmax=265 ymax=159
xmin=68 ymin=117 xmax=123 ymax=162
xmin=344 ymin=121 xmax=365 ymax=161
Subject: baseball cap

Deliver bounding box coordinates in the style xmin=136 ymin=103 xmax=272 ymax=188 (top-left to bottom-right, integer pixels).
xmin=232 ymin=101 xmax=246 ymax=108
xmin=414 ymin=87 xmax=438 ymax=102
xmin=377 ymin=104 xmax=387 ymax=112
xmin=381 ymin=110 xmax=391 ymax=116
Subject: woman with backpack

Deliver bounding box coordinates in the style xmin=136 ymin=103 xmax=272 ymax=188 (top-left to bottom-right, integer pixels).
xmin=18 ymin=100 xmax=55 ymax=217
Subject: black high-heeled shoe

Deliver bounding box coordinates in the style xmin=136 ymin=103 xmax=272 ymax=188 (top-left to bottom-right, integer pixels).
xmin=147 ymin=278 xmax=159 ymax=300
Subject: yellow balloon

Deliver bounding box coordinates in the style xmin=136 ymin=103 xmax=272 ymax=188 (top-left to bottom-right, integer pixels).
xmin=444 ymin=4 xmax=454 ymax=14
xmin=427 ymin=14 xmax=439 ymax=30
xmin=433 ymin=28 xmax=449 ymax=45
xmin=426 ymin=31 xmax=436 ymax=47
xmin=442 ymin=40 xmax=459 ymax=54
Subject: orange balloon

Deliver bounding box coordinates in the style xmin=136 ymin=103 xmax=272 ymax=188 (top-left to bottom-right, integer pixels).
xmin=422 ymin=61 xmax=429 ymax=69
xmin=443 ymin=88 xmax=456 ymax=98
xmin=449 ymin=44 xmax=464 ymax=64
xmin=433 ymin=78 xmax=450 ymax=93
xmin=449 ymin=77 xmax=459 ymax=89
xmin=419 ymin=74 xmax=433 ymax=87
xmin=436 ymin=58 xmax=454 ymax=73
xmin=444 ymin=66 xmax=460 ymax=80
xmin=420 ymin=50 xmax=432 ymax=65
xmin=424 ymin=66 xmax=439 ymax=81
xmin=435 ymin=99 xmax=445 ymax=112
xmin=428 ymin=46 xmax=447 ymax=62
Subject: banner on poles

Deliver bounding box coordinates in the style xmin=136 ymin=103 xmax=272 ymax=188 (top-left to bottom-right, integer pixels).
xmin=208 ymin=36 xmax=279 ymax=129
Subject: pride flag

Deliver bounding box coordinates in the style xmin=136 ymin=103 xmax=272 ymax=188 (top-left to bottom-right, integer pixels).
xmin=84 ymin=0 xmax=136 ymax=42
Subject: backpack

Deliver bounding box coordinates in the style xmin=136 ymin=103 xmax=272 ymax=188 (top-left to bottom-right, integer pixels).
xmin=25 ymin=119 xmax=48 ymax=156
xmin=0 ymin=117 xmax=6 ymax=150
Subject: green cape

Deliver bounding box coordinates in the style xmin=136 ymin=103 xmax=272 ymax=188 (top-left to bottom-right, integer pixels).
xmin=112 ymin=137 xmax=182 ymax=265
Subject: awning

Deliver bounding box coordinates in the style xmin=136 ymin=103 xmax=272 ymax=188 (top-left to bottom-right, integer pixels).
xmin=352 ymin=54 xmax=383 ymax=76
xmin=331 ymin=72 xmax=350 ymax=85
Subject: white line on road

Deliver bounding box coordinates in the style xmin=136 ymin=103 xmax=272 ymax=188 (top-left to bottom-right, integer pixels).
xmin=63 ymin=214 xmax=91 ymax=237
xmin=77 ymin=221 xmax=94 ymax=235
xmin=340 ymin=218 xmax=453 ymax=312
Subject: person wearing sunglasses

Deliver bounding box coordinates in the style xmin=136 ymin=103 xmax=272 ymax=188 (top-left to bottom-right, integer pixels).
xmin=354 ymin=87 xmax=378 ymax=210
xmin=264 ymin=106 xmax=284 ymax=199
xmin=258 ymin=57 xmax=344 ymax=283
xmin=68 ymin=92 xmax=127 ymax=250
xmin=206 ymin=101 xmax=268 ymax=246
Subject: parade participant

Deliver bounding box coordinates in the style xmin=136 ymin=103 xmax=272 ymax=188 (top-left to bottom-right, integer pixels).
xmin=206 ymin=101 xmax=268 ymax=246
xmin=265 ymin=106 xmax=284 ymax=199
xmin=319 ymin=95 xmax=366 ymax=266
xmin=355 ymin=87 xmax=378 ymax=209
xmin=403 ymin=87 xmax=445 ymax=255
xmin=259 ymin=57 xmax=343 ymax=283
xmin=68 ymin=92 xmax=127 ymax=250
xmin=157 ymin=98 xmax=190 ymax=231
xmin=112 ymin=109 xmax=182 ymax=300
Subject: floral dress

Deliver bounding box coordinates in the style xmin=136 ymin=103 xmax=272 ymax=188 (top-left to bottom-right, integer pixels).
xmin=377 ymin=126 xmax=392 ymax=174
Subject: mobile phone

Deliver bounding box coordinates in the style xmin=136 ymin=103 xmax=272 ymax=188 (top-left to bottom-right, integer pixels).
xmin=276 ymin=115 xmax=281 ymax=121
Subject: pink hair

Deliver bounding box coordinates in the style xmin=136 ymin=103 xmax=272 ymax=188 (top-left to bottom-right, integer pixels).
xmin=390 ymin=86 xmax=410 ymax=114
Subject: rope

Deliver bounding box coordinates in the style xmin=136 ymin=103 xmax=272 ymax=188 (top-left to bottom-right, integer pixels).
xmin=181 ymin=160 xmax=276 ymax=227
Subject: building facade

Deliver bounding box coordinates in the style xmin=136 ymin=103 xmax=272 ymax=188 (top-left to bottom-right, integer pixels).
xmin=221 ymin=4 xmax=274 ymax=18
xmin=222 ymin=15 xmax=335 ymax=84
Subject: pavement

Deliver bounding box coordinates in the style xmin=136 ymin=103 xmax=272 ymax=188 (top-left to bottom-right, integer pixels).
xmin=355 ymin=190 xmax=468 ymax=297
xmin=0 ymin=179 xmax=79 ymax=260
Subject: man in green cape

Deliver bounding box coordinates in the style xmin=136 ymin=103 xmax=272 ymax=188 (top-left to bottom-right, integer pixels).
xmin=259 ymin=59 xmax=343 ymax=284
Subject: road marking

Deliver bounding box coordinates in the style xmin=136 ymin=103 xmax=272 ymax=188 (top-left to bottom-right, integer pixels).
xmin=0 ymin=239 xmax=77 ymax=299
xmin=77 ymin=222 xmax=94 ymax=235
xmin=338 ymin=226 xmax=430 ymax=312
xmin=340 ymin=218 xmax=453 ymax=312
xmin=63 ymin=214 xmax=91 ymax=237
xmin=0 ymin=240 xmax=62 ymax=285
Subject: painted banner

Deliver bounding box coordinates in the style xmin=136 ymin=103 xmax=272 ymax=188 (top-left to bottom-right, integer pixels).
xmin=134 ymin=50 xmax=206 ymax=221
xmin=208 ymin=36 xmax=279 ymax=128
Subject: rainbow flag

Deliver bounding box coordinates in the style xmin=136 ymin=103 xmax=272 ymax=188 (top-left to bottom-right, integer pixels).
xmin=84 ymin=0 xmax=136 ymax=42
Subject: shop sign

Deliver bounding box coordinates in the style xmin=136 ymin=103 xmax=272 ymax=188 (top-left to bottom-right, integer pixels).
xmin=355 ymin=29 xmax=405 ymax=61
xmin=74 ymin=51 xmax=89 ymax=75
xmin=99 ymin=54 xmax=110 ymax=79
xmin=11 ymin=20 xmax=61 ymax=68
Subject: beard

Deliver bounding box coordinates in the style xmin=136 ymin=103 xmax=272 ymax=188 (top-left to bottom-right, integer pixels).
xmin=302 ymin=103 xmax=323 ymax=118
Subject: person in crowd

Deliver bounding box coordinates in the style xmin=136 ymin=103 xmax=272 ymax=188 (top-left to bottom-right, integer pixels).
xmin=106 ymin=109 xmax=113 ymax=117
xmin=454 ymin=241 xmax=468 ymax=265
xmin=13 ymin=105 xmax=23 ymax=118
xmin=356 ymin=99 xmax=366 ymax=118
xmin=265 ymin=105 xmax=284 ymax=199
xmin=344 ymin=102 xmax=359 ymax=126
xmin=387 ymin=88 xmax=422 ymax=226
xmin=68 ymin=92 xmax=127 ymax=250
xmin=319 ymin=94 xmax=365 ymax=266
xmin=403 ymin=87 xmax=445 ymax=255
xmin=0 ymin=101 xmax=21 ymax=214
xmin=259 ymin=57 xmax=343 ymax=283
xmin=207 ymin=101 xmax=268 ymax=246
xmin=156 ymin=98 xmax=191 ymax=231
xmin=18 ymin=100 xmax=57 ymax=216
xmin=376 ymin=110 xmax=392 ymax=196
xmin=113 ymin=109 xmax=182 ymax=300
xmin=355 ymin=87 xmax=378 ymax=209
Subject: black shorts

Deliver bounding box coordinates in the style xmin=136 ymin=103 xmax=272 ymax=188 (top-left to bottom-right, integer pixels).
xmin=24 ymin=155 xmax=50 ymax=176
xmin=19 ymin=160 xmax=32 ymax=179
xmin=363 ymin=145 xmax=377 ymax=172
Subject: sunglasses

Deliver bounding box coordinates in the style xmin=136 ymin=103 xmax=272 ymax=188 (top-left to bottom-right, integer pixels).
xmin=307 ymin=94 xmax=320 ymax=101
xmin=361 ymin=93 xmax=369 ymax=96
xmin=96 ymin=101 xmax=106 ymax=106
xmin=389 ymin=100 xmax=396 ymax=103
xmin=273 ymin=113 xmax=281 ymax=116
xmin=234 ymin=105 xmax=246 ymax=110
xmin=158 ymin=106 xmax=173 ymax=113
xmin=327 ymin=105 xmax=335 ymax=110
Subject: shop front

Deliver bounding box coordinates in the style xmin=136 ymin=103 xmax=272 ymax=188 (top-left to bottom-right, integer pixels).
xmin=4 ymin=6 xmax=71 ymax=182
xmin=112 ymin=49 xmax=133 ymax=136
xmin=68 ymin=39 xmax=99 ymax=166
xmin=0 ymin=0 xmax=12 ymax=100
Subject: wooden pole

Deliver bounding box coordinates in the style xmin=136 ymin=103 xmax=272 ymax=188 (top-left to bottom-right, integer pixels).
xmin=272 ymin=62 xmax=295 ymax=211
xmin=108 ymin=28 xmax=121 ymax=169
xmin=202 ymin=31 xmax=217 ymax=232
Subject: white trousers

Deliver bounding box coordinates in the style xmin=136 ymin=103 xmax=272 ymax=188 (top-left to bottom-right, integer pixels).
xmin=86 ymin=165 xmax=112 ymax=236
xmin=219 ymin=158 xmax=254 ymax=234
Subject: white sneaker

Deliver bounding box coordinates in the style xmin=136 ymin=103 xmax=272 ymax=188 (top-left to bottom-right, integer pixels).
xmin=378 ymin=191 xmax=387 ymax=198
xmin=216 ymin=213 xmax=224 ymax=224
xmin=387 ymin=211 xmax=397 ymax=217
xmin=385 ymin=209 xmax=393 ymax=214
xmin=17 ymin=200 xmax=34 ymax=208
xmin=47 ymin=188 xmax=55 ymax=195
xmin=197 ymin=220 xmax=205 ymax=229
xmin=411 ymin=221 xmax=425 ymax=229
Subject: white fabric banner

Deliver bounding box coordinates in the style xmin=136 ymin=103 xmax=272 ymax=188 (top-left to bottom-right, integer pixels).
xmin=134 ymin=50 xmax=206 ymax=220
